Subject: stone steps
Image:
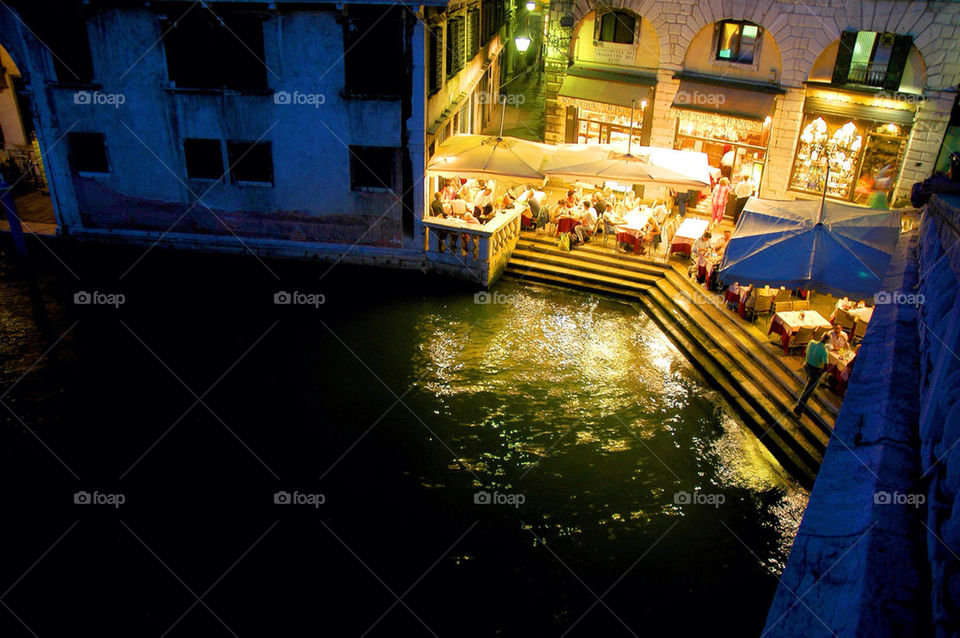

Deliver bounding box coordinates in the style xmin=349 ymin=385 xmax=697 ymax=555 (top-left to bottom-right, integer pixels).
xmin=661 ymin=264 xmax=840 ymax=426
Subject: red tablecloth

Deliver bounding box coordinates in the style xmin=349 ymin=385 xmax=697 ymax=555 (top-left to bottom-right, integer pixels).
xmin=670 ymin=241 xmax=692 ymax=255
xmin=616 ymin=226 xmax=644 ymax=252
xmin=724 ymin=288 xmax=740 ymax=305
xmin=520 ymin=210 xmax=535 ymax=229
xmin=557 ymin=217 xmax=581 ymax=234
xmin=768 ymin=311 xmax=832 ymax=355
xmin=768 ymin=316 xmax=791 ymax=353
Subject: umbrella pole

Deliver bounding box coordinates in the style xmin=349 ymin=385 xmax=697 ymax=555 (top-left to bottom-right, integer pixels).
xmin=627 ymin=99 xmax=635 ymax=157
xmin=819 ymin=161 xmax=829 ymax=223
xmin=498 ymin=95 xmax=507 ymax=140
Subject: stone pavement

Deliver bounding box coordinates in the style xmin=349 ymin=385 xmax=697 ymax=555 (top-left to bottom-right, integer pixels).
xmin=483 ymin=65 xmax=545 ymax=142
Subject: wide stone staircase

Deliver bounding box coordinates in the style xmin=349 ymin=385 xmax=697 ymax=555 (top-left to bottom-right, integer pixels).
xmin=504 ymin=231 xmax=841 ymax=488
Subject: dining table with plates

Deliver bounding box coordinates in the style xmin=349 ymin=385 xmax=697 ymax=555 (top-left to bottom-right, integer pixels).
xmin=768 ymin=309 xmax=832 ymax=354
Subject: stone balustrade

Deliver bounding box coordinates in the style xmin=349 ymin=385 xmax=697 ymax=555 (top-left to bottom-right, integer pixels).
xmin=422 ymin=208 xmax=523 ymax=287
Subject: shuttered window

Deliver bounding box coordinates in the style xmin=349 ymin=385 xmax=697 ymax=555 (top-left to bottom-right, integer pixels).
xmin=467 ymin=7 xmax=480 ymax=60
xmin=832 ymin=30 xmax=913 ymax=91
xmin=446 ymin=16 xmax=465 ymax=78
xmin=428 ymin=25 xmax=443 ymax=95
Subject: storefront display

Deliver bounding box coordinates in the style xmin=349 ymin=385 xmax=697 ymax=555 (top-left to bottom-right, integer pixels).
xmin=574 ymin=103 xmax=643 ymax=150
xmin=789 ymin=113 xmax=909 ymax=204
xmin=673 ymin=110 xmax=771 ymax=185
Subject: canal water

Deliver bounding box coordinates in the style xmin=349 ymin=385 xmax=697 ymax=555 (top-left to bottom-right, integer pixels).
xmin=0 ymin=244 xmax=807 ymax=636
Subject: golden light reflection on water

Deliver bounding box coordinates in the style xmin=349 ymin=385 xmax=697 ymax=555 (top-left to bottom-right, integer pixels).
xmin=413 ymin=283 xmax=807 ymax=575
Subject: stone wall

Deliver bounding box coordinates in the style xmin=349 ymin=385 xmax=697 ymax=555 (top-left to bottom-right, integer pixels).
xmin=764 ymin=193 xmax=960 ymax=637
xmin=916 ymin=195 xmax=960 ymax=637
xmin=542 ymin=0 xmax=960 ymax=200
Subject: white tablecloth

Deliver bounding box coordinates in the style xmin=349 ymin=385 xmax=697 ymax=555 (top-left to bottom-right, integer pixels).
xmin=776 ymin=310 xmax=832 ymax=334
xmin=674 ymin=217 xmax=709 ymax=242
xmin=848 ymin=307 xmax=874 ymax=323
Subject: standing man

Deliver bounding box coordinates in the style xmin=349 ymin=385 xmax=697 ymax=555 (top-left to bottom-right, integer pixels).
xmin=732 ymin=178 xmax=754 ymax=226
xmin=793 ymin=332 xmax=830 ymax=417
xmin=672 ymin=189 xmax=690 ymax=218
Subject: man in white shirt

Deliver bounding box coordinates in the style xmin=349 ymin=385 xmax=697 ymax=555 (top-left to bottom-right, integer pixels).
xmin=450 ymin=196 xmax=468 ymax=217
xmin=575 ymin=201 xmax=598 ymax=243
xmin=732 ymin=179 xmax=754 ymax=225
xmin=734 ymin=179 xmax=754 ymax=199
xmin=712 ymin=229 xmax=732 ymax=254
xmin=473 ymin=187 xmax=494 ymax=219
xmin=826 ymin=323 xmax=849 ymax=351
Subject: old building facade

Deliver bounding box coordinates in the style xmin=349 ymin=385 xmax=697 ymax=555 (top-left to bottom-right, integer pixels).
xmin=542 ymin=0 xmax=960 ymax=206
xmin=0 ymin=0 xmax=507 ymax=270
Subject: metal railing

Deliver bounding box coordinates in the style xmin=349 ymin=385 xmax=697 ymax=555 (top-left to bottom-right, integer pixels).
xmin=847 ymin=61 xmax=888 ymax=87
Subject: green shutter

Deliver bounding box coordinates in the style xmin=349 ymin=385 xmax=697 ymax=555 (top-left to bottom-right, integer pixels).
xmin=832 ymin=30 xmax=859 ymax=85
xmin=883 ymin=34 xmax=913 ymax=92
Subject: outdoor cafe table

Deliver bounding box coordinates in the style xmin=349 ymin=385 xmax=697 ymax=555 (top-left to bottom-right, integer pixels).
xmin=698 ymin=253 xmax=722 ymax=288
xmin=848 ymin=306 xmax=874 ymax=323
xmin=768 ymin=310 xmax=832 ymax=355
xmin=826 ymin=348 xmax=857 ymax=395
xmin=671 ymin=217 xmax=709 ymax=255
xmin=614 ymin=210 xmax=652 ymax=252
xmin=557 ymin=216 xmax=581 ymax=235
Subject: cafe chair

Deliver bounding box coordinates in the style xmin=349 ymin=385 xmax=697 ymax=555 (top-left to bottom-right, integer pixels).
xmin=788 ymin=326 xmax=814 ymax=352
xmin=774 ymin=287 xmax=792 ymax=304
xmin=813 ymin=326 xmax=829 ymax=341
xmin=600 ymin=218 xmax=617 ymax=247
xmin=852 ymin=318 xmax=867 ymax=344
xmin=775 ymin=300 xmax=793 ymax=313
xmin=747 ymin=293 xmax=773 ymax=322
xmin=792 ymin=299 xmax=810 ymax=311
xmin=835 ymin=308 xmax=856 ymax=335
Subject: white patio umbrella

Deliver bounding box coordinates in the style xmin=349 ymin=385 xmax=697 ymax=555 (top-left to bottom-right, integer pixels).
xmin=543 ymin=144 xmax=711 ymax=189
xmin=426 ymin=134 xmax=552 ymax=181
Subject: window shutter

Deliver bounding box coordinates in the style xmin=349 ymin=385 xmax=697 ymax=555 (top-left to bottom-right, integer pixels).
xmin=832 ymin=30 xmax=859 ymax=85
xmin=428 ymin=26 xmax=443 ymax=94
xmin=468 ymin=7 xmax=480 ymax=59
xmin=594 ymin=10 xmax=603 ymax=42
xmin=883 ymin=34 xmax=913 ymax=92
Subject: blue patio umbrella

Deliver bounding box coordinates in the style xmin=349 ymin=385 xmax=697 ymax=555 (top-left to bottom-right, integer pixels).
xmin=718 ymin=197 xmax=902 ymax=299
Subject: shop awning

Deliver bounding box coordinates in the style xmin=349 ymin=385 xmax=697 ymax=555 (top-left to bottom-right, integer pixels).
xmin=671 ymin=79 xmax=776 ymax=121
xmin=802 ymin=96 xmax=915 ymax=126
xmin=557 ymin=67 xmax=655 ymax=109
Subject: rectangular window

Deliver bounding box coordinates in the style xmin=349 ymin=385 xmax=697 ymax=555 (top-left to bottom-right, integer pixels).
xmin=481 ymin=1 xmax=493 ymax=42
xmin=467 ymin=7 xmax=480 ymax=60
xmin=597 ymin=11 xmax=635 ymax=45
xmin=69 ymin=133 xmax=109 ymax=174
xmin=227 ymin=141 xmax=273 ymax=185
xmin=20 ymin=5 xmax=95 ymax=83
xmin=350 ymin=146 xmax=396 ymax=191
xmin=163 ymin=11 xmax=267 ymax=90
xmin=428 ymin=25 xmax=443 ymax=95
xmin=716 ymin=20 xmax=760 ymax=64
xmin=184 ymin=139 xmax=224 ymax=180
xmin=446 ymin=16 xmax=465 ymax=78
xmin=344 ymin=7 xmax=404 ymax=97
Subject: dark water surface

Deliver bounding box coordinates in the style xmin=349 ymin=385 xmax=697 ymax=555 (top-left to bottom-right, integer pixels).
xmin=0 ymin=243 xmax=806 ymax=636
